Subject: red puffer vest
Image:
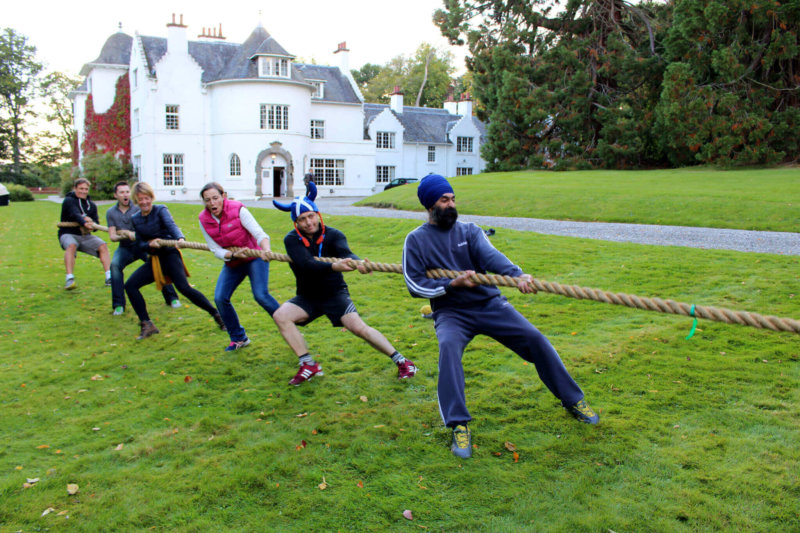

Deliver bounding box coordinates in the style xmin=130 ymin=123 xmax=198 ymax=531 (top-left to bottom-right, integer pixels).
xmin=199 ymin=199 xmax=258 ymax=267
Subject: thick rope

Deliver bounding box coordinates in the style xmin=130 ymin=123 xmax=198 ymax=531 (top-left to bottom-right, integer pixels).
xmin=55 ymin=221 xmax=800 ymax=333
xmin=146 ymin=239 xmax=800 ymax=335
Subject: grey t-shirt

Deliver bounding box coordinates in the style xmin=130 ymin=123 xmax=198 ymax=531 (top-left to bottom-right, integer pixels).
xmin=106 ymin=203 xmax=139 ymax=248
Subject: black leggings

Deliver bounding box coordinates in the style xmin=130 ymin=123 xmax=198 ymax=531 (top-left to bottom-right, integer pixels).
xmin=125 ymin=248 xmax=217 ymax=322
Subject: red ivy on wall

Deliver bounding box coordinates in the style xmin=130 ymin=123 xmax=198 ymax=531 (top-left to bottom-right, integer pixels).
xmin=82 ymin=74 xmax=131 ymax=162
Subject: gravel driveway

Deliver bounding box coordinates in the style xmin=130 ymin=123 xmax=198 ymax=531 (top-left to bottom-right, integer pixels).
xmin=247 ymin=197 xmax=800 ymax=256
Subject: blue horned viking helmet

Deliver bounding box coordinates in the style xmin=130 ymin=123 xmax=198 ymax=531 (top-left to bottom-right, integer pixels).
xmin=273 ymin=181 xmax=319 ymax=221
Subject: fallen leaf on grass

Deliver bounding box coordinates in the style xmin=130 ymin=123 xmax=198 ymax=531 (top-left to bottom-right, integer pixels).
xmin=403 ymin=510 xmax=414 ymax=520
xmin=318 ymin=476 xmax=327 ymax=490
xmin=15 ymin=466 xmax=23 ymax=470
xmin=114 ymin=443 xmax=124 ymax=451
xmin=296 ymin=440 xmax=307 ymax=450
xmin=493 ymin=452 xmax=502 ymax=457
xmin=67 ymin=483 xmax=79 ymax=495
xmin=357 ymin=481 xmax=364 ymax=488
xmin=184 ymin=376 xmax=192 ymax=383
xmin=57 ymin=510 xmax=68 ymax=516
xmin=373 ymin=424 xmax=385 ymax=428
xmin=90 ymin=374 xmax=103 ymax=381
xmin=360 ymin=395 xmax=368 ymax=402
xmin=296 ymin=412 xmax=308 ymax=418
xmin=36 ymin=444 xmax=50 ymax=449
xmin=41 ymin=507 xmax=55 ymax=516
xmin=504 ymin=442 xmax=517 ymax=452
xmin=311 ymin=429 xmax=318 ymax=435
xmin=513 ymin=452 xmax=519 ymax=463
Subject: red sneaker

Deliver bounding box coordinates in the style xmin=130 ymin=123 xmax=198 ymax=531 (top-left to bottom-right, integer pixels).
xmin=289 ymin=362 xmax=323 ymax=386
xmin=397 ymin=359 xmax=417 ymax=379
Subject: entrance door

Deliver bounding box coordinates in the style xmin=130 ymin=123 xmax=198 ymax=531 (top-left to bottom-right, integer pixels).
xmin=273 ymin=167 xmax=284 ymax=197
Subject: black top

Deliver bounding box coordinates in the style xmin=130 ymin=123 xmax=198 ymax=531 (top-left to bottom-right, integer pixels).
xmin=283 ymin=225 xmax=358 ymax=299
xmin=58 ymin=191 xmax=98 ymax=238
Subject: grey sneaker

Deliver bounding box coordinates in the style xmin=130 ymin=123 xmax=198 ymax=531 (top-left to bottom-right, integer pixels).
xmin=451 ymin=424 xmax=472 ymax=459
xmin=105 ymin=278 xmax=112 ymax=286
xmin=112 ymin=306 xmax=124 ymax=316
xmin=170 ymin=299 xmax=182 ymax=309
xmin=65 ymin=278 xmax=76 ymax=290
xmin=565 ymin=399 xmax=599 ymax=424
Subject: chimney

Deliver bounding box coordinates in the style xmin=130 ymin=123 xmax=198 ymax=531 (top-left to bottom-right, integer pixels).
xmin=457 ymin=92 xmax=473 ymax=117
xmin=167 ymin=13 xmax=188 ymax=55
xmin=390 ymin=86 xmax=404 ymax=114
xmin=443 ymin=93 xmax=458 ymax=115
xmin=333 ymin=41 xmax=349 ymax=73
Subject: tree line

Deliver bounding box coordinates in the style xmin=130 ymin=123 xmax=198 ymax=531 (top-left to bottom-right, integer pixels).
xmin=435 ymin=0 xmax=800 ymax=170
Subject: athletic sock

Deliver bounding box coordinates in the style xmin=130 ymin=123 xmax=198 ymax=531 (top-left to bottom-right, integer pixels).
xmin=105 ymin=270 xmax=111 ymax=280
xmin=298 ymin=353 xmax=315 ymax=366
xmin=66 ymin=274 xmax=75 ymax=281
xmin=390 ymin=351 xmax=406 ymax=364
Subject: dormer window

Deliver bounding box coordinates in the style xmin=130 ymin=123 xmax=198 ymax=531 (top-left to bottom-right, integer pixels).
xmin=258 ymin=56 xmax=291 ymax=78
xmin=310 ymin=80 xmax=325 ymax=99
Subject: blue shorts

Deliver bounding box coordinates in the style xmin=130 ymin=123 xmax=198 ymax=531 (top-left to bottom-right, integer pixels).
xmin=289 ymin=291 xmax=357 ymax=327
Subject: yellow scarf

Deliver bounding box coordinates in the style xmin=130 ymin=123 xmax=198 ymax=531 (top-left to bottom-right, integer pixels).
xmin=152 ymin=251 xmax=189 ymax=291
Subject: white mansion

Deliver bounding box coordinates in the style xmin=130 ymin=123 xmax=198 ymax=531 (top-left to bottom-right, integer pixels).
xmin=71 ymin=17 xmax=487 ymax=199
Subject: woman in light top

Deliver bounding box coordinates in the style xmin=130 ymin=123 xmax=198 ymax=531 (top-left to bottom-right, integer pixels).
xmin=199 ymin=182 xmax=280 ymax=352
xmin=125 ymin=182 xmax=224 ymax=340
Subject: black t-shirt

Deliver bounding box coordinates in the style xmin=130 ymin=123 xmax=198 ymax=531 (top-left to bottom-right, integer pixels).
xmin=283 ymin=225 xmax=358 ymax=299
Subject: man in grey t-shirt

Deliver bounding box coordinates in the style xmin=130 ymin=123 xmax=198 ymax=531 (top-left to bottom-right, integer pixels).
xmin=106 ymin=181 xmax=179 ymax=315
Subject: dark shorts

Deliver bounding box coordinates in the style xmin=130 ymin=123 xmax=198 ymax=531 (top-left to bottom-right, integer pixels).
xmin=289 ymin=291 xmax=357 ymax=327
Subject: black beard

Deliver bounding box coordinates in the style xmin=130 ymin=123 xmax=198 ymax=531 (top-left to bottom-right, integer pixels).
xmin=432 ymin=206 xmax=458 ymax=229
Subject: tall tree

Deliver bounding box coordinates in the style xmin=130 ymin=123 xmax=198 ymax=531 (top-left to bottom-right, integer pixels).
xmin=359 ymin=43 xmax=456 ymax=108
xmin=36 ymin=71 xmax=81 ymax=166
xmin=655 ymin=0 xmax=800 ymax=166
xmin=351 ymin=63 xmax=384 ymax=91
xmin=435 ymin=0 xmax=669 ymax=170
xmin=0 ymin=28 xmax=42 ymax=178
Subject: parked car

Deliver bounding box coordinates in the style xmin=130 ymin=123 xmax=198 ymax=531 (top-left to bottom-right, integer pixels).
xmin=383 ymin=178 xmax=419 ymax=191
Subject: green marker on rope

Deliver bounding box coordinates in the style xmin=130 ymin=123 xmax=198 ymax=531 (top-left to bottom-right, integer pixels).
xmin=685 ymin=304 xmax=698 ymax=340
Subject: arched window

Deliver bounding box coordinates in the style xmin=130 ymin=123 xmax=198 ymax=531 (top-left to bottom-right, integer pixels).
xmin=230 ymin=154 xmax=241 ymax=177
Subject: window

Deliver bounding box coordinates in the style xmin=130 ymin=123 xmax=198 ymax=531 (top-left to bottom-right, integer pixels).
xmin=133 ymin=155 xmax=141 ymax=179
xmin=260 ymin=104 xmax=289 ymax=130
xmin=376 ymin=131 xmax=395 ymax=149
xmin=376 ymin=166 xmax=395 ymax=183
xmin=230 ymin=154 xmax=241 ymax=177
xmin=258 ymin=57 xmax=291 ymax=78
xmin=310 ymin=81 xmax=324 ymax=98
xmin=310 ymin=120 xmax=325 ymax=139
xmin=456 ymin=167 xmax=473 ymax=176
xmin=163 ymin=154 xmax=184 ymax=186
xmin=165 ymin=105 xmax=179 ymax=130
xmin=132 ymin=68 xmax=138 ymax=89
xmin=133 ymin=108 xmax=139 ymax=133
xmin=88 ymin=78 xmax=92 ymax=93
xmin=456 ymin=136 xmax=473 ymax=152
xmin=310 ymin=158 xmax=345 ymax=187
xmin=427 ymin=145 xmax=436 ymax=162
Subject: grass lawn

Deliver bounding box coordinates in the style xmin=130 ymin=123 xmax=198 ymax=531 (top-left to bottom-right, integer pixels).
xmin=357 ymin=167 xmax=800 ymax=233
xmin=1 ymin=199 xmax=798 ymax=532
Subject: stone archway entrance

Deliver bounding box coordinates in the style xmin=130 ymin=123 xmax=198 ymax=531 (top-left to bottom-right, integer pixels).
xmin=254 ymin=142 xmax=294 ymax=198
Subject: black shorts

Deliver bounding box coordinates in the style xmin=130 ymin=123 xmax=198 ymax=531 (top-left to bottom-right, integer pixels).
xmin=289 ymin=292 xmax=357 ymax=327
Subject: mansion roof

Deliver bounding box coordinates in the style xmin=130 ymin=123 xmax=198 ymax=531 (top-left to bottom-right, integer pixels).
xmin=364 ymin=104 xmax=487 ymax=145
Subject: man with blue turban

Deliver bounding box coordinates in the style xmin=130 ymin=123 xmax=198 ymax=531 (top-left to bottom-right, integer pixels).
xmin=402 ymin=174 xmax=599 ymax=459
xmin=273 ymin=183 xmax=417 ymax=385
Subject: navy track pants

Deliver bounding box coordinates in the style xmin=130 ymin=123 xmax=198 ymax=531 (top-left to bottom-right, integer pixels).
xmin=433 ymin=296 xmax=584 ymax=427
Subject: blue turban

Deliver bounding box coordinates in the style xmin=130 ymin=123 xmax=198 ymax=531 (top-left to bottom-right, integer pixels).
xmin=273 ymin=181 xmax=320 ymax=221
xmin=417 ymin=174 xmax=454 ymax=209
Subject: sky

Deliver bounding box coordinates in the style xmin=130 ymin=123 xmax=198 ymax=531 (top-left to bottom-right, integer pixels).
xmin=5 ymin=0 xmax=468 ymax=77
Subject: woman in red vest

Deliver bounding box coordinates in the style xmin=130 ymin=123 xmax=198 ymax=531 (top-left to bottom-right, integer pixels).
xmin=199 ymin=182 xmax=280 ymax=352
